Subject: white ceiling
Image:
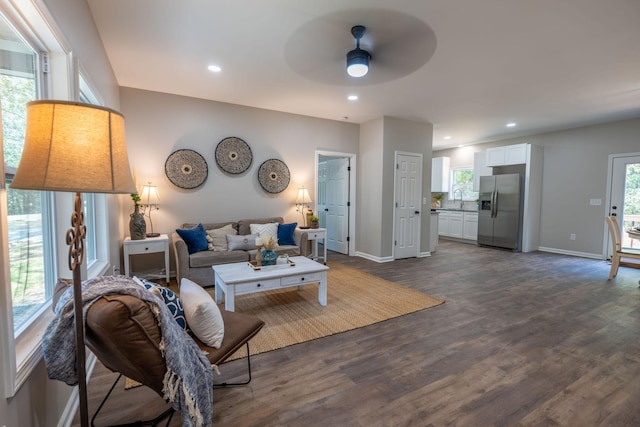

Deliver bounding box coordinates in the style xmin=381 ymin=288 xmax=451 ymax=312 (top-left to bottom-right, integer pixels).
xmin=87 ymin=0 xmax=640 ymax=150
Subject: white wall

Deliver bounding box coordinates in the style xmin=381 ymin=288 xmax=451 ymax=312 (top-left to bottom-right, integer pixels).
xmin=435 ymin=116 xmax=640 ymax=257
xmin=118 ymin=87 xmax=359 ymax=272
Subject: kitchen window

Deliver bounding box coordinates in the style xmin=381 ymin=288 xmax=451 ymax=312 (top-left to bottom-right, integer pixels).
xmin=450 ymin=167 xmax=478 ymax=201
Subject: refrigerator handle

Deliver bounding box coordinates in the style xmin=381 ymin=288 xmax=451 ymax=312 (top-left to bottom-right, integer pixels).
xmin=491 ymin=190 xmax=496 ymax=218
xmin=493 ymin=190 xmax=499 ymax=218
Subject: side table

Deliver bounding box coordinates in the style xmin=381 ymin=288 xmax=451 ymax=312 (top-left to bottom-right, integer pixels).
xmin=304 ymin=228 xmax=327 ymax=264
xmin=123 ymin=234 xmax=170 ymax=283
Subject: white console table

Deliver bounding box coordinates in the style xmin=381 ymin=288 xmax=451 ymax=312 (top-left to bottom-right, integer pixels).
xmin=304 ymin=228 xmax=327 ymax=264
xmin=123 ymin=234 xmax=170 ymax=283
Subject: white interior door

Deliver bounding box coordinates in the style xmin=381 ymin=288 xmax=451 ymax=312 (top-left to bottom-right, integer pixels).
xmin=323 ymin=158 xmax=349 ymax=254
xmin=394 ymin=153 xmax=422 ymax=259
xmin=317 ymin=161 xmax=327 ymax=227
xmin=608 ymin=154 xmax=640 ymax=256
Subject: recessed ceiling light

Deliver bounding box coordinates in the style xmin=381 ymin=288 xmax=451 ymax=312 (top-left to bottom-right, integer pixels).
xmin=347 ymin=95 xmax=358 ymax=101
xmin=443 ymin=135 xmax=452 ymax=140
xmin=207 ymin=65 xmax=222 ymax=73
xmin=506 ymin=122 xmax=517 ymax=127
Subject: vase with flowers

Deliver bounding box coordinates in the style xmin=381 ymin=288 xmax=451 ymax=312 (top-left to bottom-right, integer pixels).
xmin=129 ymin=193 xmax=146 ymax=240
xmin=261 ymin=236 xmax=278 ymax=266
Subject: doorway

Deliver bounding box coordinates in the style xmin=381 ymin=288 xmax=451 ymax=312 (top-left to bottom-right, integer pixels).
xmin=393 ymin=151 xmax=423 ymax=259
xmin=606 ymin=152 xmax=640 ymax=257
xmin=315 ymin=151 xmax=356 ymax=256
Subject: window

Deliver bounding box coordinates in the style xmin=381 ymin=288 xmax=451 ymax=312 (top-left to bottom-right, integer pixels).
xmin=0 ymin=13 xmax=55 ymax=334
xmin=450 ymin=167 xmax=478 ymax=201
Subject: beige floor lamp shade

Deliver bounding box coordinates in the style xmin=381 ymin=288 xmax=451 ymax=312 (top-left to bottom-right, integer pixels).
xmin=10 ymin=100 xmax=136 ymax=427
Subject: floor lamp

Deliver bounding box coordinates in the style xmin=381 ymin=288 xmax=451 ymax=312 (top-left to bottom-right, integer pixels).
xmin=10 ymin=100 xmax=136 ymax=427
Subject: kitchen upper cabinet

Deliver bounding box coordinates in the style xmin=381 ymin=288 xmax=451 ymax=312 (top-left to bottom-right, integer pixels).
xmin=473 ymin=151 xmax=492 ymax=192
xmin=485 ymin=143 xmax=527 ymax=167
xmin=431 ymin=157 xmax=450 ymax=193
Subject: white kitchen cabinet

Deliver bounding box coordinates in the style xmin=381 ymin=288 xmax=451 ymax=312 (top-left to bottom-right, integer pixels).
xmin=473 ymin=151 xmax=493 ymax=192
xmin=438 ymin=211 xmax=477 ymax=241
xmin=438 ymin=211 xmax=463 ymax=238
xmin=463 ymin=212 xmax=478 ymax=240
xmin=485 ymin=143 xmax=527 ymax=167
xmin=431 ymin=157 xmax=450 ymax=192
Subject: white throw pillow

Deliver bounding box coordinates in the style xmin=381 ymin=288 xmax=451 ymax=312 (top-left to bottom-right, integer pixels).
xmin=179 ymin=278 xmax=224 ymax=348
xmin=206 ymin=224 xmax=236 ymax=251
xmin=250 ymin=222 xmax=279 ymax=245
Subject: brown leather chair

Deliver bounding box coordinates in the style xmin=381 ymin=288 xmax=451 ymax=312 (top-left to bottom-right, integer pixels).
xmin=85 ymin=293 xmax=264 ymax=426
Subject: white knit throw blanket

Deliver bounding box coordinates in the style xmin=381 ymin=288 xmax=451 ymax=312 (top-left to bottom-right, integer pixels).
xmin=42 ymin=275 xmax=214 ymax=427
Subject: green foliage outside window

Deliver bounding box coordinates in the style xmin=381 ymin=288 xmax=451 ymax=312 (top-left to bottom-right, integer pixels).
xmin=450 ymin=168 xmax=478 ymax=201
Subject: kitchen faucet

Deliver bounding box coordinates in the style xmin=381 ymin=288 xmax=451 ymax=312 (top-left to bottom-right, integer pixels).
xmin=453 ymin=188 xmax=464 ymax=209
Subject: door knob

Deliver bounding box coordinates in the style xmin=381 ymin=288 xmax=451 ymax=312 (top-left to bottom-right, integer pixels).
xmin=324 ymin=208 xmax=329 ymax=211
xmin=415 ymin=211 xmax=420 ymax=214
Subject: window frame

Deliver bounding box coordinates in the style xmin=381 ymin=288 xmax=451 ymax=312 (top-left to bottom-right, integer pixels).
xmin=0 ymin=0 xmax=72 ymax=397
xmin=449 ymin=166 xmax=478 ymax=202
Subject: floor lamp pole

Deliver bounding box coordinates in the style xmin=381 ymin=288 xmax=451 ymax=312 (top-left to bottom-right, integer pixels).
xmin=69 ymin=192 xmax=89 ymax=427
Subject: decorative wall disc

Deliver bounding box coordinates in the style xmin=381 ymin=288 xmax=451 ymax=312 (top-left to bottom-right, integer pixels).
xmin=164 ymin=149 xmax=208 ymax=189
xmin=258 ymin=159 xmax=290 ymax=194
xmin=215 ymin=137 xmax=253 ymax=174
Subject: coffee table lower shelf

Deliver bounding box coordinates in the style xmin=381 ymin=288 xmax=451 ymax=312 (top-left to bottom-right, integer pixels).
xmin=212 ymin=256 xmax=329 ymax=312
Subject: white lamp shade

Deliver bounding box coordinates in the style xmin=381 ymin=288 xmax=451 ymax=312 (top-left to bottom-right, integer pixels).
xmin=140 ymin=183 xmax=160 ymax=205
xmin=10 ymin=100 xmax=136 ymax=194
xmin=295 ymin=187 xmax=312 ymax=204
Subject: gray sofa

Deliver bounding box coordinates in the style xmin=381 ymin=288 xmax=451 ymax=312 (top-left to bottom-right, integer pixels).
xmin=172 ymin=217 xmax=310 ymax=287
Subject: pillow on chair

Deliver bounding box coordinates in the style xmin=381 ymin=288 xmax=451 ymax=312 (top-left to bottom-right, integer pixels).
xmin=133 ymin=277 xmax=187 ymax=330
xmin=180 ymin=278 xmax=225 ymax=348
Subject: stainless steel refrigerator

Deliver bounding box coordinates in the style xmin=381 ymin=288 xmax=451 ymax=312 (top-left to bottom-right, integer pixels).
xmin=478 ymin=174 xmax=522 ymax=251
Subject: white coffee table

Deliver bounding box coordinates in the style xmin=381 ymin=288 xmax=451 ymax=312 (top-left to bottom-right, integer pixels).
xmin=213 ymin=256 xmax=329 ymax=311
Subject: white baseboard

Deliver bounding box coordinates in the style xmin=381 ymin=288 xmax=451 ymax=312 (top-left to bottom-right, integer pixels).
xmin=537 ymin=246 xmax=604 ymax=260
xmin=354 ymin=251 xmax=395 ymax=263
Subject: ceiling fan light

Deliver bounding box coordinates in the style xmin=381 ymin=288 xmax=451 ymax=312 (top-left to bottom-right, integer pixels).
xmin=347 ymin=48 xmax=370 ymax=77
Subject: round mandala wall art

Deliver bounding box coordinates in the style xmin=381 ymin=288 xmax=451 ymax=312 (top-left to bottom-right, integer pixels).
xmin=164 ymin=149 xmax=208 ymax=189
xmin=215 ymin=137 xmax=253 ymax=174
xmin=258 ymin=159 xmax=290 ymax=194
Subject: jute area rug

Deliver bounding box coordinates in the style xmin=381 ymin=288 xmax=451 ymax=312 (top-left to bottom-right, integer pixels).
xmin=221 ymin=262 xmax=444 ymax=361
xmin=125 ymin=262 xmax=443 ymax=389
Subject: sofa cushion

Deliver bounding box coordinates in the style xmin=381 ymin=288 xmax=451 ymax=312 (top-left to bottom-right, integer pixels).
xmin=227 ymin=234 xmax=258 ymax=251
xmin=277 ymin=222 xmax=298 ymax=246
xmin=189 ymin=250 xmax=249 ymax=268
xmin=250 ymin=222 xmax=279 ymax=244
xmin=176 ymin=223 xmax=208 ymax=254
xmin=180 ymin=278 xmax=224 ymax=349
xmin=206 ymin=224 xmax=236 ymax=251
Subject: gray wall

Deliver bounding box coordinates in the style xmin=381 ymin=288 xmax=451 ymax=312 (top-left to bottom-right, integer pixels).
xmin=436 ymin=116 xmax=640 ymax=256
xmin=358 ymin=117 xmax=433 ymax=260
xmin=119 ymin=87 xmax=360 ymax=271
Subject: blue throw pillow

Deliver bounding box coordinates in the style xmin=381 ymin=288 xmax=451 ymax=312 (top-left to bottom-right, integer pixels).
xmin=176 ymin=223 xmax=208 ymax=254
xmin=277 ymin=222 xmax=297 ymax=246
xmin=140 ymin=279 xmax=187 ymax=330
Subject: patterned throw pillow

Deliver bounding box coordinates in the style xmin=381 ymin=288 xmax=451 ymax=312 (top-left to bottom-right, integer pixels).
xmin=205 ymin=223 xmax=236 ymax=251
xmin=133 ymin=277 xmax=187 ymax=330
xmin=226 ymin=234 xmax=258 ymax=251
xmin=250 ymin=222 xmax=279 ymax=245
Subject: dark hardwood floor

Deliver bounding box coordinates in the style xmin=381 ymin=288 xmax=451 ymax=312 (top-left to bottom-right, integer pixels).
xmin=76 ymin=240 xmax=640 ymax=426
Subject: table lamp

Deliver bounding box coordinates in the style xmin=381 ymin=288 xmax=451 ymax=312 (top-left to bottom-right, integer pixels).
xmin=10 ymin=100 xmax=136 ymax=427
xmin=140 ymin=182 xmax=161 ymax=237
xmin=295 ymin=187 xmax=312 ymax=228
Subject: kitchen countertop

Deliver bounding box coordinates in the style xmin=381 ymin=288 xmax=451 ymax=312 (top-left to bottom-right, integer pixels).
xmin=432 ymin=208 xmax=479 ymax=212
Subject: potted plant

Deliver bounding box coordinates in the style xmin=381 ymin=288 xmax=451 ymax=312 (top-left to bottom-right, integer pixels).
xmin=309 ymin=215 xmax=319 ymax=229
xmin=432 ymin=193 xmax=444 ymax=208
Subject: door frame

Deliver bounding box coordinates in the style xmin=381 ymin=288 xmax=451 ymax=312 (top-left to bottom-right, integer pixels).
xmin=604 ymin=151 xmax=640 ymax=258
xmin=315 ymin=150 xmax=356 ymax=256
xmin=392 ymin=151 xmax=423 ymax=259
